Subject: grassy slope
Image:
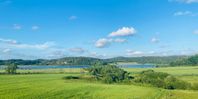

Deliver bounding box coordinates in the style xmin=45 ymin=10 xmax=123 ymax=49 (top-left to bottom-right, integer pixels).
xmin=0 ymin=66 xmax=198 ymax=99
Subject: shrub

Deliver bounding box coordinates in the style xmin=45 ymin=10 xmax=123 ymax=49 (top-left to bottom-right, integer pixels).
xmin=62 ymin=76 xmax=80 ymax=80
xmin=5 ymin=63 xmax=18 ymax=74
xmin=164 ymin=76 xmax=190 ymax=90
xmin=134 ymin=70 xmax=190 ymax=90
xmin=86 ymin=65 xmax=133 ymax=83
xmin=191 ymin=83 xmax=198 ymax=90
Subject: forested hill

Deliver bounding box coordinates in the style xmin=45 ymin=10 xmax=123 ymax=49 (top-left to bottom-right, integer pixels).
xmin=105 ymin=56 xmax=188 ymax=65
xmin=170 ymin=55 xmax=198 ymax=66
xmin=0 ymin=56 xmax=187 ymax=66
xmin=0 ymin=57 xmax=102 ymax=65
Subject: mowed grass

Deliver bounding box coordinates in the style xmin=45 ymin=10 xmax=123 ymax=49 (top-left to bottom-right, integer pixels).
xmin=0 ymin=66 xmax=198 ymax=99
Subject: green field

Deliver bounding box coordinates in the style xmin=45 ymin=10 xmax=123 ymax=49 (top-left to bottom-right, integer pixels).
xmin=0 ymin=66 xmax=198 ymax=99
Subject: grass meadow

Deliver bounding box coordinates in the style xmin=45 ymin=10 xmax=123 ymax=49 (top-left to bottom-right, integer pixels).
xmin=0 ymin=66 xmax=198 ymax=99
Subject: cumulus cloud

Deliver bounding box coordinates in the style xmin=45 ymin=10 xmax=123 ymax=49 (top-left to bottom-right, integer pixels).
xmin=32 ymin=25 xmax=39 ymax=30
xmin=0 ymin=38 xmax=18 ymax=44
xmin=68 ymin=15 xmax=77 ymax=20
xmin=169 ymin=0 xmax=198 ymax=4
xmin=95 ymin=38 xmax=111 ymax=48
xmin=108 ymin=27 xmax=136 ymax=37
xmin=95 ymin=38 xmax=127 ymax=48
xmin=151 ymin=37 xmax=160 ymax=43
xmin=95 ymin=27 xmax=135 ymax=48
xmin=126 ymin=50 xmax=144 ymax=56
xmin=13 ymin=24 xmax=22 ymax=30
xmin=69 ymin=47 xmax=85 ymax=53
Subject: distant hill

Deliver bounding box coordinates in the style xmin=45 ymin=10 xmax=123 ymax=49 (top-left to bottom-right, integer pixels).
xmin=0 ymin=56 xmax=188 ymax=66
xmin=170 ymin=55 xmax=198 ymax=66
xmin=0 ymin=57 xmax=103 ymax=66
xmin=105 ymin=56 xmax=188 ymax=65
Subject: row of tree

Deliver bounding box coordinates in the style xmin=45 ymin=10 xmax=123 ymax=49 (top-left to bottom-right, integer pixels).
xmin=0 ymin=57 xmax=103 ymax=66
xmin=170 ymin=55 xmax=198 ymax=66
xmin=0 ymin=56 xmax=188 ymax=66
xmin=105 ymin=56 xmax=187 ymax=65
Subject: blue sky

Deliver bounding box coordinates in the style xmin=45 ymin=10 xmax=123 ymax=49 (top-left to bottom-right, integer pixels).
xmin=1 ymin=0 xmax=198 ymax=59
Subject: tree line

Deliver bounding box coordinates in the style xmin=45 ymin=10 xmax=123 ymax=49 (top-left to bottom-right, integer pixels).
xmin=0 ymin=56 xmax=188 ymax=66
xmin=170 ymin=54 xmax=198 ymax=66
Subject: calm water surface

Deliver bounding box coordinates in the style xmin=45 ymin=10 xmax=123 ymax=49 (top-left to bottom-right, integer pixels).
xmin=0 ymin=64 xmax=155 ymax=69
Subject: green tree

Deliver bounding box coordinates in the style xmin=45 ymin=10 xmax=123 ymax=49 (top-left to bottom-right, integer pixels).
xmin=135 ymin=70 xmax=190 ymax=90
xmin=86 ymin=65 xmax=132 ymax=83
xmin=5 ymin=63 xmax=18 ymax=74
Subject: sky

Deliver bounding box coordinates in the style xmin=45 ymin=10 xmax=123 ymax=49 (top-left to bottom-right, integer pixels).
xmin=1 ymin=0 xmax=198 ymax=59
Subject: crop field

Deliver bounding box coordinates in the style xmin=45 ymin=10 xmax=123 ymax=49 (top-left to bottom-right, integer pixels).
xmin=0 ymin=66 xmax=198 ymax=99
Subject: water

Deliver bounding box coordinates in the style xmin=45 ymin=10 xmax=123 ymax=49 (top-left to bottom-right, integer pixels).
xmin=118 ymin=64 xmax=155 ymax=68
xmin=0 ymin=65 xmax=90 ymax=70
xmin=0 ymin=64 xmax=155 ymax=70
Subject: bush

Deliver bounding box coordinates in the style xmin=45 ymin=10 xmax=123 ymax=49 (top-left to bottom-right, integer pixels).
xmin=134 ymin=70 xmax=190 ymax=90
xmin=62 ymin=76 xmax=80 ymax=80
xmin=191 ymin=83 xmax=198 ymax=90
xmin=5 ymin=63 xmax=18 ymax=74
xmin=164 ymin=76 xmax=190 ymax=90
xmin=86 ymin=65 xmax=133 ymax=83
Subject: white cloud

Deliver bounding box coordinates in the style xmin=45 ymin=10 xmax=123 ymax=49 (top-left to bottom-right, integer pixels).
xmin=95 ymin=38 xmax=127 ymax=48
xmin=69 ymin=47 xmax=85 ymax=53
xmin=0 ymin=38 xmax=18 ymax=44
xmin=126 ymin=50 xmax=144 ymax=56
xmin=95 ymin=38 xmax=111 ymax=48
xmin=95 ymin=26 xmax=135 ymax=48
xmin=32 ymin=25 xmax=39 ymax=30
xmin=69 ymin=16 xmax=77 ymax=20
xmin=113 ymin=38 xmax=127 ymax=43
xmin=151 ymin=37 xmax=160 ymax=43
xmin=108 ymin=27 xmax=136 ymax=37
xmin=0 ymin=38 xmax=55 ymax=50
xmin=13 ymin=24 xmax=22 ymax=30
xmin=174 ymin=11 xmax=197 ymax=16
xmin=2 ymin=48 xmax=11 ymax=53
xmin=13 ymin=42 xmax=55 ymax=50
xmin=174 ymin=11 xmax=191 ymax=16
xmin=169 ymin=0 xmax=198 ymax=4
xmin=193 ymin=30 xmax=198 ymax=34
